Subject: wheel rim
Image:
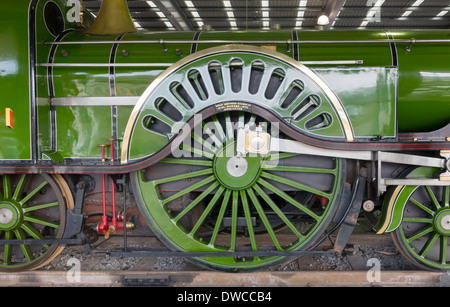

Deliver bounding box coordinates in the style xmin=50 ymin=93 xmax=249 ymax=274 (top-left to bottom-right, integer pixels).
xmin=393 ymin=185 xmax=450 ymax=271
xmin=0 ymin=174 xmax=71 ymax=272
xmin=132 ymin=111 xmax=344 ymax=271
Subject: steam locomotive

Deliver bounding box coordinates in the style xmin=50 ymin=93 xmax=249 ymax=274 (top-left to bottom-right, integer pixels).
xmin=0 ymin=0 xmax=449 ymax=272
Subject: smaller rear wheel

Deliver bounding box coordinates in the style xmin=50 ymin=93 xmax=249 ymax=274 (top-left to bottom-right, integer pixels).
xmin=0 ymin=174 xmax=72 ymax=272
xmin=392 ymin=184 xmax=450 ymax=271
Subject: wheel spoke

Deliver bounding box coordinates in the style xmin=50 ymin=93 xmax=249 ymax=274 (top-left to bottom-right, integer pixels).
xmin=247 ymin=188 xmax=282 ymax=251
xmin=425 ymin=186 xmax=441 ymax=210
xmin=237 ymin=112 xmax=245 ymax=130
xmin=253 ymin=183 xmax=303 ymax=239
xmin=189 ymin=186 xmax=225 ymax=236
xmin=265 ymin=153 xmax=300 ymax=162
xmin=181 ymin=144 xmax=214 ymax=159
xmin=202 ymin=121 xmax=223 ymax=148
xmin=173 ymin=181 xmax=219 ymax=223
xmin=419 ymin=232 xmax=440 ymax=258
xmin=257 ymin=177 xmax=320 ymax=221
xmin=13 ymin=229 xmax=34 ymax=262
xmin=161 ymin=158 xmax=212 ymax=167
xmin=262 ymin=164 xmax=336 ymax=174
xmin=12 ymin=174 xmax=28 ymax=201
xmin=23 ymin=215 xmax=60 ymax=229
xmin=224 ymin=112 xmax=234 ymax=141
xmin=444 ymin=186 xmax=449 ymax=207
xmin=261 ymin=171 xmax=331 ymax=199
xmin=3 ymin=231 xmax=12 ymax=265
xmin=209 ymin=189 xmax=231 ymax=246
xmin=19 ymin=180 xmax=49 ymax=206
xmin=440 ymin=235 xmax=448 ymax=265
xmin=406 ymin=225 xmax=434 ymax=243
xmin=154 ymin=168 xmax=213 ymax=185
xmin=230 ymin=191 xmax=239 ymax=251
xmin=2 ymin=175 xmax=12 ymax=199
xmin=20 ymin=222 xmax=50 ymax=249
xmin=211 ymin=115 xmax=226 ymax=143
xmin=22 ymin=201 xmax=59 ymax=214
xmin=409 ymin=197 xmax=435 ymax=216
xmin=191 ymin=131 xmax=217 ymax=154
xmin=240 ymin=190 xmax=257 ymax=252
xmin=247 ymin=114 xmax=257 ymax=127
xmin=161 ymin=175 xmax=216 ymax=205
xmin=403 ymin=217 xmax=433 ymax=224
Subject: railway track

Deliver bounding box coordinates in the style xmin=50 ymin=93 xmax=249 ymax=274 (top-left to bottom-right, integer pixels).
xmin=1 ymin=270 xmax=448 ymax=287
xmin=1 ymin=232 xmax=449 ymax=287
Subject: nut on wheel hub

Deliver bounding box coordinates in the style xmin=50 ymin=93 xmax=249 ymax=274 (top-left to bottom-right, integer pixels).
xmin=226 ymin=156 xmax=248 ymax=178
xmin=0 ymin=202 xmax=21 ymax=230
xmin=434 ymin=209 xmax=450 ymax=235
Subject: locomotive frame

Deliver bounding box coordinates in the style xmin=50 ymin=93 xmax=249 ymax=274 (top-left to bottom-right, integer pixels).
xmin=0 ymin=0 xmax=449 ymax=272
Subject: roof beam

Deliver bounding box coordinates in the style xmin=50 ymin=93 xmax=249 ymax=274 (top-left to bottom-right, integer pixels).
xmin=151 ymin=0 xmax=193 ymax=30
xmin=323 ymin=0 xmax=346 ymax=30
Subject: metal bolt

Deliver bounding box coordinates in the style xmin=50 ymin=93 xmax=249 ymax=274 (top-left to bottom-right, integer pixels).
xmin=362 ymin=200 xmax=375 ymax=212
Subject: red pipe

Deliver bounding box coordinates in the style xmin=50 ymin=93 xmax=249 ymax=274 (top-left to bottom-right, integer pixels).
xmin=99 ymin=144 xmax=108 ymax=229
xmin=110 ymin=138 xmax=117 ymax=228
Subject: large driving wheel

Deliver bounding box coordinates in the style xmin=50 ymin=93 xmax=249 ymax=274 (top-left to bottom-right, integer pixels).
xmin=0 ymin=174 xmax=73 ymax=272
xmin=132 ymin=111 xmax=344 ymax=271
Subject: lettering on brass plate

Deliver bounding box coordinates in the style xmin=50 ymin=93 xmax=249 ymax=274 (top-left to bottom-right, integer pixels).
xmin=215 ymin=102 xmax=252 ymax=112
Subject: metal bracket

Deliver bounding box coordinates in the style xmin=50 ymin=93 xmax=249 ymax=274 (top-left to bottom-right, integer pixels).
xmin=285 ymin=39 xmax=291 ymax=53
xmin=333 ymin=169 xmax=367 ymax=253
xmin=440 ymin=150 xmax=450 ymax=181
xmin=160 ymin=39 xmax=168 ymax=52
xmin=63 ymin=176 xmax=94 ymax=239
xmin=406 ymin=38 xmax=416 ymax=52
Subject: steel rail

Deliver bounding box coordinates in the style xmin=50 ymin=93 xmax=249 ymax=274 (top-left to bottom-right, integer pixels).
xmin=0 ymin=270 xmax=446 ymax=287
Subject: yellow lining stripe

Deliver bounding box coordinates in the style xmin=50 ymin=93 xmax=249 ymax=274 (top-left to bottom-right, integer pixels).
xmin=376 ymin=185 xmax=404 ymax=234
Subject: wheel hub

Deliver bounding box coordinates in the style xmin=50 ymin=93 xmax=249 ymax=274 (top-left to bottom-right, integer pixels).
xmin=226 ymin=156 xmax=248 ymax=178
xmin=0 ymin=201 xmax=21 ymax=230
xmin=213 ymin=142 xmax=262 ymax=190
xmin=434 ymin=209 xmax=450 ymax=235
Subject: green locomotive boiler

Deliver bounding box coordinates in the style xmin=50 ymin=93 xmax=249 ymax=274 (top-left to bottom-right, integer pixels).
xmin=0 ymin=0 xmax=449 ymax=272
